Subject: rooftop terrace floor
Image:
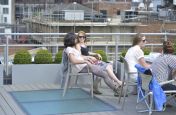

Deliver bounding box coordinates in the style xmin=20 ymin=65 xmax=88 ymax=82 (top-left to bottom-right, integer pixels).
xmin=0 ymin=83 xmax=175 ymax=115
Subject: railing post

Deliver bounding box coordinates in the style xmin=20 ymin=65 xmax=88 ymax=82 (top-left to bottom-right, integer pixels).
xmin=115 ymin=34 xmax=119 ymax=74
xmin=5 ymin=36 xmax=9 ymax=76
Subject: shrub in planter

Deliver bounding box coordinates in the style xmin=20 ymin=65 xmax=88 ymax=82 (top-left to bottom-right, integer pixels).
xmin=95 ymin=50 xmax=107 ymax=62
xmin=119 ymin=49 xmax=127 ymax=62
xmin=54 ymin=50 xmax=63 ymax=64
xmin=13 ymin=49 xmax=32 ymax=64
xmin=34 ymin=49 xmax=52 ymax=64
xmin=173 ymin=40 xmax=176 ymax=55
xmin=143 ymin=48 xmax=150 ymax=55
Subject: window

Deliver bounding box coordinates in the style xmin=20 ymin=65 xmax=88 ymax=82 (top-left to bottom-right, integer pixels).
xmin=100 ymin=10 xmax=107 ymax=18
xmin=117 ymin=10 xmax=120 ymax=15
xmin=4 ymin=17 xmax=7 ymax=23
xmin=3 ymin=8 xmax=9 ymax=14
xmin=0 ymin=0 xmax=8 ymax=5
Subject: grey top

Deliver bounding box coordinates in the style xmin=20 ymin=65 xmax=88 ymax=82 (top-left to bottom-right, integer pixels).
xmin=151 ymin=54 xmax=176 ymax=83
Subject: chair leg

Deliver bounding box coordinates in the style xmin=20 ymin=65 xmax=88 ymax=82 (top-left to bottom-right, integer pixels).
xmin=63 ymin=74 xmax=71 ymax=97
xmin=121 ymin=81 xmax=129 ymax=110
xmin=149 ymin=93 xmax=153 ymax=115
xmin=121 ymin=74 xmax=129 ymax=110
xmin=91 ymin=74 xmax=94 ymax=98
xmin=74 ymin=75 xmax=79 ymax=86
xmin=118 ymin=72 xmax=126 ymax=103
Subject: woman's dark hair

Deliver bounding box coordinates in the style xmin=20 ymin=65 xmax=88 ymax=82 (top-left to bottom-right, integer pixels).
xmin=64 ymin=32 xmax=77 ymax=48
xmin=132 ymin=33 xmax=145 ymax=46
xmin=163 ymin=40 xmax=174 ymax=54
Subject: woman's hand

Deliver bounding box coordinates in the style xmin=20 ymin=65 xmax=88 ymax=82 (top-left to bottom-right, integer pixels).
xmin=85 ymin=56 xmax=97 ymax=64
xmin=97 ymin=54 xmax=102 ymax=60
xmin=89 ymin=56 xmax=97 ymax=61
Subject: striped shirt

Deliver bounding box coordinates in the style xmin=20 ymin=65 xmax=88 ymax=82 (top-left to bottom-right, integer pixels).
xmin=151 ymin=54 xmax=176 ymax=83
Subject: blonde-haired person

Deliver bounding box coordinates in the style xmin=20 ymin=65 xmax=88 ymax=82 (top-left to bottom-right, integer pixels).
xmin=125 ymin=33 xmax=150 ymax=94
xmin=75 ymin=31 xmax=102 ymax=94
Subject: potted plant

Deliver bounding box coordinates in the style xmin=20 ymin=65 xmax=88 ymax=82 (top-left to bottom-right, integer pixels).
xmin=54 ymin=50 xmax=63 ymax=64
xmin=114 ymin=49 xmax=128 ymax=80
xmin=12 ymin=49 xmax=61 ymax=85
xmin=34 ymin=49 xmax=53 ymax=64
xmin=143 ymin=48 xmax=150 ymax=55
xmin=95 ymin=50 xmax=108 ymax=62
xmin=119 ymin=49 xmax=127 ymax=63
xmin=13 ymin=49 xmax=32 ymax=64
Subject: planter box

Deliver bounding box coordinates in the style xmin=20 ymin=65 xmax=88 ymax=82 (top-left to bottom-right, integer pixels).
xmin=12 ymin=64 xmax=62 ymax=85
xmin=113 ymin=60 xmax=124 ymax=80
xmin=0 ymin=65 xmax=3 ymax=85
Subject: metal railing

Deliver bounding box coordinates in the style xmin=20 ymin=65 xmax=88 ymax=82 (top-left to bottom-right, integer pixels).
xmin=0 ymin=32 xmax=176 ymax=84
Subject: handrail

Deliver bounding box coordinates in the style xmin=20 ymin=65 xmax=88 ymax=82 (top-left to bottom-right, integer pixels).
xmin=1 ymin=32 xmax=176 ymax=36
xmin=0 ymin=32 xmax=175 ymax=78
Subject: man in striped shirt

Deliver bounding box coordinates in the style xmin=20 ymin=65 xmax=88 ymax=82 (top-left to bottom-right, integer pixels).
xmin=151 ymin=40 xmax=176 ymax=90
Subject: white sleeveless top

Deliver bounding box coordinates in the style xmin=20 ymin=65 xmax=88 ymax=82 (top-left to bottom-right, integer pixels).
xmin=65 ymin=47 xmax=87 ymax=73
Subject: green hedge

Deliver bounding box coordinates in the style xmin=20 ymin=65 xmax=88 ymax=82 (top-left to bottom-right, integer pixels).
xmin=54 ymin=50 xmax=63 ymax=64
xmin=34 ymin=50 xmax=52 ymax=64
xmin=13 ymin=49 xmax=32 ymax=64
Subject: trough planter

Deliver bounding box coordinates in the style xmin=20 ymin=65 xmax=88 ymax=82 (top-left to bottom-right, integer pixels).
xmin=113 ymin=60 xmax=124 ymax=80
xmin=12 ymin=64 xmax=62 ymax=85
xmin=0 ymin=65 xmax=3 ymax=85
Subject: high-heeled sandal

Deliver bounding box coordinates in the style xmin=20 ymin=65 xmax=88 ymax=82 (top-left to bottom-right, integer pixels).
xmin=113 ymin=82 xmax=128 ymax=97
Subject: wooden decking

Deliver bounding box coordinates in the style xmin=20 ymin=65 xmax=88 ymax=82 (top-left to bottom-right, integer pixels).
xmin=0 ymin=83 xmax=176 ymax=115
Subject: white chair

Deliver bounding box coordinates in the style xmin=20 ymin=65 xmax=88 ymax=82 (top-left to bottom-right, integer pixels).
xmin=135 ymin=64 xmax=176 ymax=115
xmin=62 ymin=50 xmax=94 ymax=98
xmin=118 ymin=57 xmax=137 ymax=109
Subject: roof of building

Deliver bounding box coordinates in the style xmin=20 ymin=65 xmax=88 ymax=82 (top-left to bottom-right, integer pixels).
xmin=46 ymin=3 xmax=100 ymax=15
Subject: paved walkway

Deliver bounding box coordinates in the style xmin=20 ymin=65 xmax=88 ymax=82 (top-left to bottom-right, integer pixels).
xmin=0 ymin=83 xmax=175 ymax=115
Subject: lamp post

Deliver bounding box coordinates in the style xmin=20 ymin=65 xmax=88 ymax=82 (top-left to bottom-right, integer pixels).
xmin=73 ymin=2 xmax=77 ymax=33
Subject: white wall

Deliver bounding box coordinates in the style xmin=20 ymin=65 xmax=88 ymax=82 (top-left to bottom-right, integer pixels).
xmin=174 ymin=0 xmax=176 ymax=5
xmin=0 ymin=0 xmax=13 ymax=33
xmin=65 ymin=10 xmax=84 ymax=20
xmin=1 ymin=0 xmax=12 ymax=24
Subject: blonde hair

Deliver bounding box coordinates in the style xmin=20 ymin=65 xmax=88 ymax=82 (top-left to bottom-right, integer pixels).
xmin=77 ymin=31 xmax=87 ymax=42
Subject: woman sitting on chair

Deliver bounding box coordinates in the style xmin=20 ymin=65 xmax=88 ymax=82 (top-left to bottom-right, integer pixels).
xmin=125 ymin=33 xmax=150 ymax=94
xmin=64 ymin=32 xmax=123 ymax=93
xmin=75 ymin=30 xmax=103 ymax=95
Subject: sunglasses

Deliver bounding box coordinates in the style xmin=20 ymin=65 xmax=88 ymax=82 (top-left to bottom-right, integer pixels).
xmin=78 ymin=36 xmax=86 ymax=39
xmin=142 ymin=39 xmax=146 ymax=42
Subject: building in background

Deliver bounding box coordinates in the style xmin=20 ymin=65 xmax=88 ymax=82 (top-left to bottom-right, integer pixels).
xmin=0 ymin=0 xmax=15 ymax=34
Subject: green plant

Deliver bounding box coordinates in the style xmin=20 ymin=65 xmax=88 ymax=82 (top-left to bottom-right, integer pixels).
xmin=119 ymin=49 xmax=127 ymax=62
xmin=173 ymin=40 xmax=176 ymax=55
xmin=54 ymin=50 xmax=63 ymax=64
xmin=13 ymin=49 xmax=32 ymax=64
xmin=95 ymin=50 xmax=107 ymax=62
xmin=120 ymin=49 xmax=127 ymax=57
xmin=34 ymin=49 xmax=52 ymax=64
xmin=143 ymin=48 xmax=150 ymax=55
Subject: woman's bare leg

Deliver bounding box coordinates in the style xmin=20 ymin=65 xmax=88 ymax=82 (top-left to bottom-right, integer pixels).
xmin=106 ymin=64 xmax=122 ymax=85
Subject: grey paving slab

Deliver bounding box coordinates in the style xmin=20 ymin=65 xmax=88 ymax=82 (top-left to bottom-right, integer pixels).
xmin=0 ymin=83 xmax=175 ymax=115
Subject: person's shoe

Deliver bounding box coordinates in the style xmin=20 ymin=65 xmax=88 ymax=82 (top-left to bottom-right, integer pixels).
xmin=166 ymin=104 xmax=173 ymax=108
xmin=113 ymin=85 xmax=128 ymax=97
xmin=93 ymin=90 xmax=102 ymax=95
xmin=114 ymin=91 xmax=128 ymax=97
xmin=131 ymin=86 xmax=137 ymax=95
xmin=131 ymin=91 xmax=137 ymax=95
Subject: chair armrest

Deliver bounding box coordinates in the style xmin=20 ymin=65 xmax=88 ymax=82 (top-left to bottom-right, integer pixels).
xmin=128 ymin=72 xmax=137 ymax=74
xmin=69 ymin=63 xmax=91 ymax=73
xmin=159 ymin=79 xmax=176 ymax=86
